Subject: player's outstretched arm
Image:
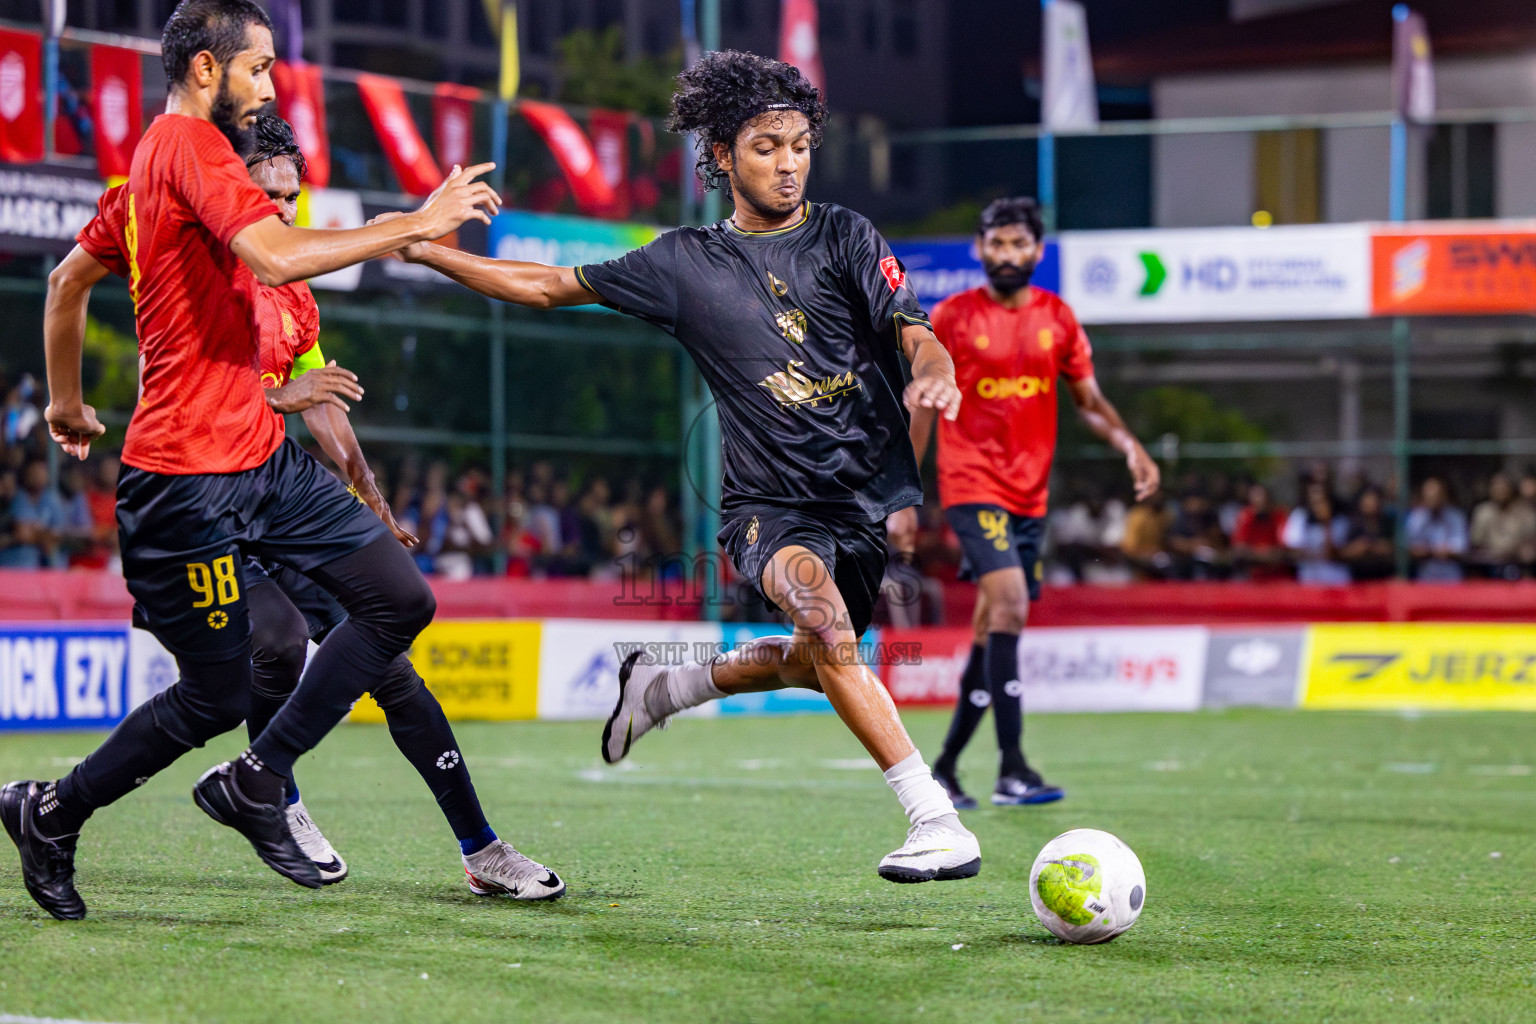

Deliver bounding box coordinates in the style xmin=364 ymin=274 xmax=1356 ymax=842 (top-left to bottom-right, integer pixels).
xmin=391 ymin=238 xmax=593 ymax=310
xmin=301 ymin=402 xmax=418 ymax=547
xmin=899 ymin=322 xmax=961 ymax=429
xmin=43 ymin=245 xmax=110 ymax=460
xmin=230 ymin=164 xmax=502 ymax=288
xmin=1067 ymin=376 xmax=1160 ymax=500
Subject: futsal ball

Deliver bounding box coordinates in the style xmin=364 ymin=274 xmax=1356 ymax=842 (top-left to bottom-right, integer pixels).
xmin=1029 ymin=828 xmax=1145 ymax=944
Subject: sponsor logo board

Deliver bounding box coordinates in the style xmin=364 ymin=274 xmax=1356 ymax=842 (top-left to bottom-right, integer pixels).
xmin=1303 ymin=623 xmax=1536 ymax=710
xmin=879 ymin=626 xmax=1207 ymax=712
xmin=1202 ymin=629 xmax=1305 ymax=708
xmin=537 ymin=620 xmax=722 ymax=720
xmin=0 ymin=624 xmax=129 ymax=731
xmin=1371 ymin=227 xmax=1536 ymax=315
xmin=351 ymin=620 xmax=542 ymax=722
xmin=1060 ymin=224 xmax=1371 ymax=323
xmin=889 ymin=238 xmax=1060 ymax=311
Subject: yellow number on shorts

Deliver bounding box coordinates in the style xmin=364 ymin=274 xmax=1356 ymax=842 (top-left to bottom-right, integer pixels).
xmin=187 ymin=562 xmax=214 ymax=608
xmin=187 ymin=556 xmax=240 ymax=609
xmin=212 ymin=556 xmax=240 ymax=604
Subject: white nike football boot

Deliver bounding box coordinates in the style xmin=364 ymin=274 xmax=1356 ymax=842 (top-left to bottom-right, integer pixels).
xmin=286 ymin=798 xmax=348 ymax=885
xmin=877 ymin=817 xmax=982 ymax=884
xmin=462 ymin=839 xmax=566 ymax=901
xmin=600 ymin=651 xmax=672 ymax=764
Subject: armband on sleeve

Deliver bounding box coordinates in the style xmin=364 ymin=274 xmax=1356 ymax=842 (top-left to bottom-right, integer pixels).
xmin=290 ymin=342 xmax=326 ymax=379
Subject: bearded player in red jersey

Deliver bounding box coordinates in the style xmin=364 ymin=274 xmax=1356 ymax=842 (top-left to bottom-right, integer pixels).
xmin=4 ymin=0 xmax=507 ymax=920
xmin=47 ymin=114 xmax=563 ymax=900
xmin=908 ymin=197 xmax=1159 ymax=810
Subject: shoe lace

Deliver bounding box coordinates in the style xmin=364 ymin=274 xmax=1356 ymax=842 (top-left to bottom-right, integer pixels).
xmin=473 ymin=841 xmax=543 ymax=885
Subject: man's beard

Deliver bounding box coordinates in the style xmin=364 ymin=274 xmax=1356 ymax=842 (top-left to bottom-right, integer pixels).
xmin=984 ymin=260 xmax=1035 ymax=296
xmin=211 ymin=78 xmax=257 ymax=155
xmin=729 ymin=172 xmax=803 ymax=220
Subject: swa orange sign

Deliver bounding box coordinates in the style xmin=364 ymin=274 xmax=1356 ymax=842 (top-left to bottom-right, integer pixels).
xmin=1372 ymin=230 xmax=1536 ymax=315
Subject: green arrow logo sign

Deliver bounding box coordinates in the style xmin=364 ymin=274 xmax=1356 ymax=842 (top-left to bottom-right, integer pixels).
xmin=1138 ymin=252 xmax=1166 ymax=296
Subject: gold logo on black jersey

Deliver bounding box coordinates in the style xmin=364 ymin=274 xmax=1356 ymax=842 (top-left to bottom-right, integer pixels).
xmin=759 ymin=360 xmax=862 ymax=409
xmin=767 ymin=270 xmax=790 ymax=297
xmin=746 ymin=516 xmax=760 ymax=545
xmin=775 ymin=308 xmax=808 ymax=345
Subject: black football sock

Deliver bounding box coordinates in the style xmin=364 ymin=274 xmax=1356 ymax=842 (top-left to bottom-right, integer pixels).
xmin=232 ymin=748 xmax=287 ymax=806
xmin=46 ymin=652 xmax=253 ymax=838
xmin=935 ymin=644 xmax=988 ymax=776
xmin=246 ymin=578 xmax=312 ymax=805
xmin=249 ymin=535 xmax=435 ymax=778
xmin=370 ymin=654 xmax=492 ymax=848
xmin=987 ymin=631 xmax=1029 ymax=779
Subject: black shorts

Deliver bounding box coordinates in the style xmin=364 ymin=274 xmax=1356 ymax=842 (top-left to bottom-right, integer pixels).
xmin=945 ymin=503 xmax=1044 ymax=601
xmin=245 ymin=557 xmax=349 ymax=643
xmin=117 ymin=438 xmax=388 ymax=660
xmin=718 ymin=507 xmax=888 ymax=639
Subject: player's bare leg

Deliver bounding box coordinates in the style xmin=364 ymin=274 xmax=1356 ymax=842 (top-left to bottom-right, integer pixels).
xmin=601 ymin=544 xmax=978 ymax=883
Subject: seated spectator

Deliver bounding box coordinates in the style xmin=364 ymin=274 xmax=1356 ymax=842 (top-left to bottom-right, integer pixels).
xmin=1047 ymin=489 xmax=1128 ymax=584
xmin=1340 ymin=486 xmax=1395 ymax=581
xmin=1468 ymin=472 xmax=1536 ymax=580
xmin=1282 ymin=483 xmax=1350 ymax=585
xmin=1166 ymin=488 xmax=1228 ymax=580
xmin=436 ymin=489 xmax=493 ymax=580
xmin=83 ymin=456 xmax=121 ymax=570
xmin=1120 ymin=489 xmax=1175 ymax=580
xmin=1405 ymin=477 xmax=1468 ymax=582
xmin=7 ymin=459 xmax=66 ymax=568
xmin=524 ymin=478 xmax=562 ymax=561
xmin=1230 ymin=483 xmax=1291 ymax=580
xmin=58 ymin=464 xmax=100 ymax=568
xmin=0 ymin=468 xmax=18 ymax=565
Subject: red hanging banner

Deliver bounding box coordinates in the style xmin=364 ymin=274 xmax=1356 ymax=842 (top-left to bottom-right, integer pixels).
xmin=0 ymin=30 xmax=43 ymax=164
xmin=587 ymin=108 xmax=631 ymax=219
xmin=432 ymin=83 xmax=478 ymax=175
xmin=356 ymin=74 xmax=442 ymax=197
xmin=779 ymin=0 xmax=826 ymax=95
xmin=518 ymin=100 xmax=615 ymax=215
xmin=272 ymin=60 xmax=330 ymax=187
xmin=91 ymin=44 xmax=142 ymax=178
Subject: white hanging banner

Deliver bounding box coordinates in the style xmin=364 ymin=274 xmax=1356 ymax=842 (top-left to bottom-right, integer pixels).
xmin=1042 ymin=0 xmax=1098 ymax=132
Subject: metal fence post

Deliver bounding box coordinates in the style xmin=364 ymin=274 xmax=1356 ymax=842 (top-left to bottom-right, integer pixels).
xmin=1392 ymin=316 xmax=1412 ymax=579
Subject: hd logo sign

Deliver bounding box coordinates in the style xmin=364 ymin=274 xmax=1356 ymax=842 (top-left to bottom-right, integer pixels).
xmin=1303 ymin=624 xmax=1536 ymax=710
xmin=351 ymin=620 xmax=542 ymax=722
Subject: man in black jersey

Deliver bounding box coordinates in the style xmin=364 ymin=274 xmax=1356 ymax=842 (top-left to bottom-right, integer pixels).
xmin=386 ymin=51 xmax=977 ymax=883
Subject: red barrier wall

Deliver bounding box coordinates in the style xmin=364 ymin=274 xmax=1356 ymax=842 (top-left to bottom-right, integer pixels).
xmin=5 ymin=570 xmax=1536 ymax=626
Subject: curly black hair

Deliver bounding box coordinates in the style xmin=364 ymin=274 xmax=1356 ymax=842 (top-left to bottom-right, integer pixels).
xmin=668 ymin=50 xmax=827 ymax=194
xmin=245 ymin=113 xmax=306 ymax=181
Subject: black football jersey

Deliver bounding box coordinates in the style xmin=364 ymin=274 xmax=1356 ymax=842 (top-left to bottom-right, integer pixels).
xmin=577 ymin=202 xmax=929 ymax=523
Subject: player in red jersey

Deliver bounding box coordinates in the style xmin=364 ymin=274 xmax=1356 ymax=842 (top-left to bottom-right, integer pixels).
xmin=46 ymin=115 xmax=563 ymax=900
xmin=4 ymin=0 xmax=509 ymax=920
xmin=908 ymin=197 xmax=1159 ymax=810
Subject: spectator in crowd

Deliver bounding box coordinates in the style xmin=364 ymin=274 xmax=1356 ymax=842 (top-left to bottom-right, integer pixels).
xmin=436 ymin=488 xmax=493 ymax=580
xmin=524 ymin=477 xmax=562 ymax=559
xmin=1518 ymin=470 xmax=1536 ymax=511
xmin=1046 ymin=487 xmax=1128 ymax=584
xmin=1230 ymin=483 xmax=1291 ymax=580
xmin=1282 ymin=482 xmax=1350 ymax=585
xmin=9 ymin=458 xmax=66 ymax=568
xmin=1468 ymin=472 xmax=1536 ymax=579
xmin=1405 ymin=477 xmax=1468 ymax=582
xmin=574 ymin=477 xmax=614 ymax=575
xmin=0 ymin=468 xmax=19 ymax=566
xmin=1166 ymin=486 xmax=1227 ymax=580
xmin=2 ymin=374 xmax=41 ymax=448
xmin=1121 ymin=489 xmax=1175 ymax=579
xmin=1340 ymin=485 xmax=1395 ymax=581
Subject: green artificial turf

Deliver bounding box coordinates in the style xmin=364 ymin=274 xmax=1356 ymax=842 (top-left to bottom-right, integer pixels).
xmin=0 ymin=708 xmax=1533 ymax=1023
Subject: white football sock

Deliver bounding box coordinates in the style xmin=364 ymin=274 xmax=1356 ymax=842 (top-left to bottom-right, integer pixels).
xmin=884 ymin=751 xmax=957 ymax=827
xmin=662 ymin=658 xmax=724 ymax=713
